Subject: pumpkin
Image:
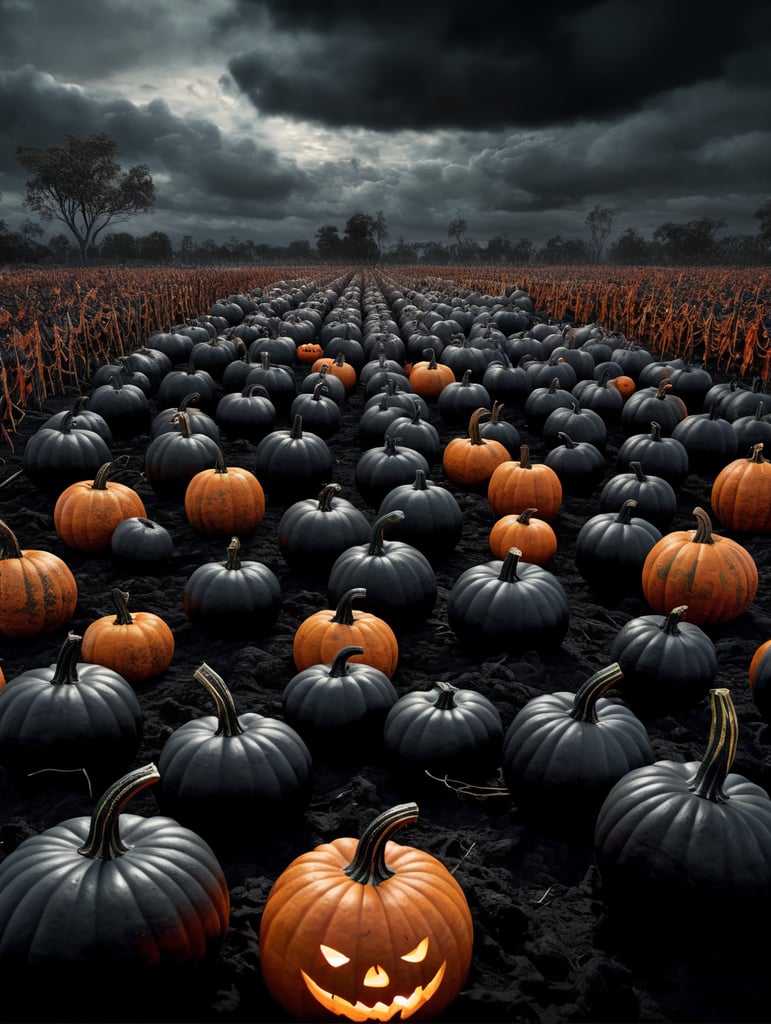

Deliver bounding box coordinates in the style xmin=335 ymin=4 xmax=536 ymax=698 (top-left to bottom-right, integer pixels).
xmin=81 ymin=588 xmax=175 ymax=685
xmin=277 ymin=483 xmax=371 ymax=578
xmin=487 ymin=444 xmax=563 ymax=520
xmin=254 ymin=414 xmax=335 ymax=502
xmin=144 ymin=411 xmax=221 ymax=502
xmin=620 ymin=379 xmax=688 ymax=438
xmin=377 ymin=468 xmax=464 ymax=559
xmin=312 ymin=352 xmax=358 ymax=394
xmin=543 ymin=430 xmax=608 ymax=496
xmin=290 ymin=380 xmax=343 ymax=440
xmin=523 ymin=376 xmax=575 ymax=435
xmin=615 ymin=420 xmax=690 ymax=491
xmin=155 ymin=663 xmax=312 ymax=843
xmin=85 ymin=374 xmax=152 ymax=441
xmin=355 ymin=434 xmax=430 ymax=510
xmin=594 ymin=688 xmax=771 ymax=923
xmin=609 ymin=374 xmax=636 ymax=401
xmin=0 ymin=631 xmax=142 ymax=791
xmin=111 ymin=516 xmax=173 ymax=568
xmin=408 ymin=347 xmax=456 ymax=399
xmin=488 ymin=508 xmax=557 ymax=566
xmin=214 ymin=382 xmax=277 ymax=443
xmin=382 ymin=680 xmax=504 ymax=786
xmin=0 ymin=519 xmax=78 ymax=638
xmin=597 ymin=461 xmax=677 ymax=533
xmin=282 ymin=644 xmax=398 ymax=760
xmin=21 ymin=410 xmax=113 ymax=496
xmin=477 ymin=400 xmax=521 ymax=457
xmin=53 ymin=459 xmax=147 ymax=551
xmin=384 ymin=404 xmax=441 ymax=464
xmin=710 ymin=442 xmax=771 ymax=533
xmin=40 ymin=395 xmax=114 ymax=446
xmin=609 ymin=604 xmax=718 ymax=712
xmin=293 ymin=587 xmax=399 ymax=678
xmin=670 ymin=406 xmax=739 ymax=473
xmin=574 ymin=499 xmax=662 ymax=596
xmin=156 ymin=362 xmax=219 ymax=417
xmin=542 ymin=400 xmax=607 ymax=452
xmin=446 ymin=546 xmax=569 ymax=655
xmin=0 ymin=763 xmax=230 ymax=1013
xmin=150 ymin=392 xmax=221 ymax=442
xmin=641 ymin=506 xmax=759 ymax=625
xmin=297 ymin=342 xmax=325 ymax=363
xmin=437 ymin=369 xmax=491 ymax=428
xmin=327 ymin=510 xmax=438 ymax=631
xmin=749 ymin=639 xmax=771 ymax=721
xmin=502 ymin=662 xmax=654 ymax=834
xmin=441 ymin=407 xmax=510 ymax=491
xmin=258 ymin=802 xmax=474 ymax=1022
xmin=183 ymin=536 xmax=282 ymax=637
xmin=183 ymin=448 xmax=266 ymax=537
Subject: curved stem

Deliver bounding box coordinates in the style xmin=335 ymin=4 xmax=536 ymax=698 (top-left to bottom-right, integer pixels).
xmin=692 ymin=506 xmax=715 ymax=544
xmin=225 ymin=536 xmax=242 ymax=570
xmin=569 ymin=662 xmax=624 ymax=724
xmin=328 ymin=645 xmax=365 ymax=676
xmin=78 ymin=762 xmax=161 ymax=861
xmin=498 ymin=547 xmax=522 ymax=581
xmin=317 ymin=482 xmax=342 ymax=511
xmin=343 ymin=803 xmax=420 ymax=886
xmin=0 ymin=519 xmax=23 ymax=559
xmin=110 ymin=589 xmax=134 ymax=626
xmin=332 ymin=587 xmax=367 ymax=625
xmin=194 ymin=662 xmax=243 ymax=738
xmin=467 ymin=406 xmax=491 ymax=444
xmin=50 ymin=633 xmax=83 ymax=685
xmin=367 ymin=510 xmax=404 ymax=555
xmin=433 ymin=680 xmax=458 ymax=710
xmin=661 ymin=604 xmax=688 ymax=635
xmin=687 ymin=688 xmax=737 ymax=802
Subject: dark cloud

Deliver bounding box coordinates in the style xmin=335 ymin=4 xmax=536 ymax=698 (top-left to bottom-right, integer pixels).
xmin=226 ymin=0 xmax=769 ymax=130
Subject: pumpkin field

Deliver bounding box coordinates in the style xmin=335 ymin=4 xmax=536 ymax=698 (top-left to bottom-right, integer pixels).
xmin=0 ymin=264 xmax=770 ymax=1023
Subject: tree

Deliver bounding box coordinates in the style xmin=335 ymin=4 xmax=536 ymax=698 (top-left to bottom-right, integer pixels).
xmin=755 ymin=199 xmax=771 ymax=248
xmin=316 ymin=224 xmax=342 ymax=261
xmin=607 ymin=227 xmax=656 ymax=265
xmin=372 ymin=210 xmax=389 ymax=250
xmin=15 ymin=132 xmax=155 ymax=264
xmin=101 ymin=232 xmax=138 ymax=264
xmin=538 ymin=235 xmax=591 ymax=264
xmin=447 ymin=217 xmax=468 ymax=249
xmin=585 ymin=205 xmax=617 ymax=263
xmin=342 ymin=213 xmax=380 ymax=262
xmin=652 ymin=217 xmax=726 ymax=264
xmin=137 ymin=230 xmax=173 ymax=264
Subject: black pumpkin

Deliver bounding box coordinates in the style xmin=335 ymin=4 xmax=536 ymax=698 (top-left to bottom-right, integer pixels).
xmin=377 ymin=469 xmax=463 ymax=559
xmin=156 ymin=362 xmax=219 ymax=417
xmin=542 ymin=400 xmax=607 ymax=452
xmin=144 ymin=411 xmax=220 ymax=502
xmin=383 ymin=404 xmax=441 ymax=464
xmin=446 ymin=546 xmax=569 ymax=654
xmin=620 ymin=379 xmax=688 ymax=437
xmin=110 ymin=516 xmax=173 ymax=568
xmin=214 ymin=382 xmax=277 ymax=443
xmin=437 ymin=369 xmax=492 ymax=428
xmin=0 ymin=762 xmax=230 ymax=1015
xmin=670 ymin=407 xmax=739 ymax=473
xmin=574 ymin=499 xmax=662 ymax=595
xmin=277 ymin=483 xmax=371 ymax=578
xmin=253 ymin=414 xmax=335 ymax=502
xmin=150 ymin=393 xmax=220 ymax=442
xmin=502 ymin=662 xmax=654 ymax=834
xmin=609 ymin=604 xmax=718 ymax=711
xmin=155 ymin=664 xmax=312 ymax=844
xmin=289 ymin=380 xmax=342 ymax=440
xmin=597 ymin=461 xmax=677 ymax=533
xmin=244 ymin=351 xmax=297 ymax=415
xmin=86 ymin=376 xmax=152 ymax=440
xmin=615 ymin=421 xmax=690 ymax=491
xmin=183 ymin=536 xmax=282 ymax=637
xmin=594 ymin=688 xmax=771 ymax=923
xmin=282 ymin=644 xmax=397 ymax=760
xmin=544 ymin=431 xmax=608 ymax=496
xmin=327 ymin=510 xmax=438 ymax=631
xmin=354 ymin=434 xmax=431 ymax=510
xmin=0 ymin=632 xmax=143 ymax=792
xmin=523 ymin=377 xmax=576 ymax=435
xmin=21 ymin=411 xmax=113 ymax=496
xmin=382 ymin=680 xmax=504 ymax=786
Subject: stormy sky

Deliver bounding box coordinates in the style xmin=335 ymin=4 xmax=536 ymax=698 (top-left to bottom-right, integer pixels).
xmin=0 ymin=0 xmax=769 ymax=251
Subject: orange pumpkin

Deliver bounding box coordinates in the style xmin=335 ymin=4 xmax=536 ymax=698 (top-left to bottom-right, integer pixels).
xmin=409 ymin=348 xmax=456 ymax=400
xmin=610 ymin=375 xmax=636 ymax=400
xmin=184 ymin=448 xmax=266 ymax=536
xmin=442 ymin=407 xmax=510 ymax=489
xmin=259 ymin=802 xmax=473 ymax=1023
xmin=81 ymin=587 xmax=175 ymax=684
xmin=489 ymin=507 xmax=558 ymax=566
xmin=641 ymin=506 xmax=759 ymax=625
xmin=53 ymin=460 xmax=147 ymax=551
xmin=711 ymin=442 xmax=771 ymax=533
xmin=487 ymin=444 xmax=563 ymax=520
xmin=297 ymin=342 xmax=324 ymax=364
xmin=292 ymin=587 xmax=399 ymax=678
xmin=0 ymin=519 xmax=78 ymax=638
xmin=312 ymin=352 xmax=358 ymax=394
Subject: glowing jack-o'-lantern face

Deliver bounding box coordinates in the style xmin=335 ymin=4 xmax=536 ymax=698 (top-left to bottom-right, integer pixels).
xmin=259 ymin=803 xmax=474 ymax=1022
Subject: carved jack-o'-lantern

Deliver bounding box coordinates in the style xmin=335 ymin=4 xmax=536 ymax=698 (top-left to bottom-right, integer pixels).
xmin=258 ymin=803 xmax=473 ymax=1021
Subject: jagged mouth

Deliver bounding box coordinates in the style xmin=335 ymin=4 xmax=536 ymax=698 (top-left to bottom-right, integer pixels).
xmin=300 ymin=961 xmax=446 ymax=1021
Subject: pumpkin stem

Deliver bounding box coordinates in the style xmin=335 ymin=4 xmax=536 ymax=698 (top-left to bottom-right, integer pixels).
xmin=328 ymin=645 xmax=365 ymax=676
xmin=498 ymin=547 xmax=522 ymax=581
xmin=289 ymin=414 xmax=304 ymax=440
xmin=411 ymin=468 xmax=428 ymax=490
xmin=110 ymin=588 xmax=134 ymax=626
xmin=467 ymin=407 xmax=491 ymax=445
xmin=368 ymin=511 xmax=404 ymax=555
xmin=629 ymin=461 xmax=646 ymax=482
xmin=517 ymin=507 xmax=538 ymax=524
xmin=433 ymin=680 xmax=458 ymax=710
xmin=343 ymin=802 xmax=420 ymax=886
xmin=194 ymin=662 xmax=244 ymax=738
xmin=91 ymin=462 xmax=116 ymax=490
xmin=50 ymin=632 xmax=83 ymax=685
xmin=332 ymin=587 xmax=367 ymax=625
xmin=171 ymin=411 xmax=193 ymax=438
xmin=617 ymin=498 xmax=638 ymax=523
xmin=0 ymin=519 xmax=23 ymax=559
xmin=569 ymin=662 xmax=624 ymax=724
xmin=317 ymin=482 xmax=342 ymax=511
xmin=692 ymin=506 xmax=716 ymax=544
xmin=78 ymin=762 xmax=161 ymax=861
xmin=661 ymin=605 xmax=688 ymax=635
xmin=687 ymin=688 xmax=737 ymax=803
xmin=517 ymin=444 xmax=532 ymax=469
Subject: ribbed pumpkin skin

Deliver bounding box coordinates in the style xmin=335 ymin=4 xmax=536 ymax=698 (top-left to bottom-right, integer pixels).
xmin=259 ymin=831 xmax=473 ymax=1021
xmin=0 ymin=521 xmax=78 ymax=638
xmin=641 ymin=507 xmax=759 ymax=625
xmin=53 ymin=464 xmax=147 ymax=550
xmin=487 ymin=447 xmax=562 ymax=520
xmin=488 ymin=510 xmax=557 ymax=566
xmin=293 ymin=589 xmax=399 ymax=678
xmin=184 ymin=460 xmax=265 ymax=537
xmin=81 ymin=591 xmax=175 ymax=684
xmin=710 ymin=444 xmax=771 ymax=533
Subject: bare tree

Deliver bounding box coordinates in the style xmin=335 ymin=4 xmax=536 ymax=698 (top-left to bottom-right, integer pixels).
xmin=585 ymin=205 xmax=617 ymax=263
xmin=447 ymin=217 xmax=468 ymax=248
xmin=16 ymin=132 xmax=154 ymax=264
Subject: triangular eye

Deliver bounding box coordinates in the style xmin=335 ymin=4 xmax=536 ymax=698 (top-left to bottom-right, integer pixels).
xmin=320 ymin=944 xmax=350 ymax=967
xmin=401 ymin=937 xmax=429 ymax=963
